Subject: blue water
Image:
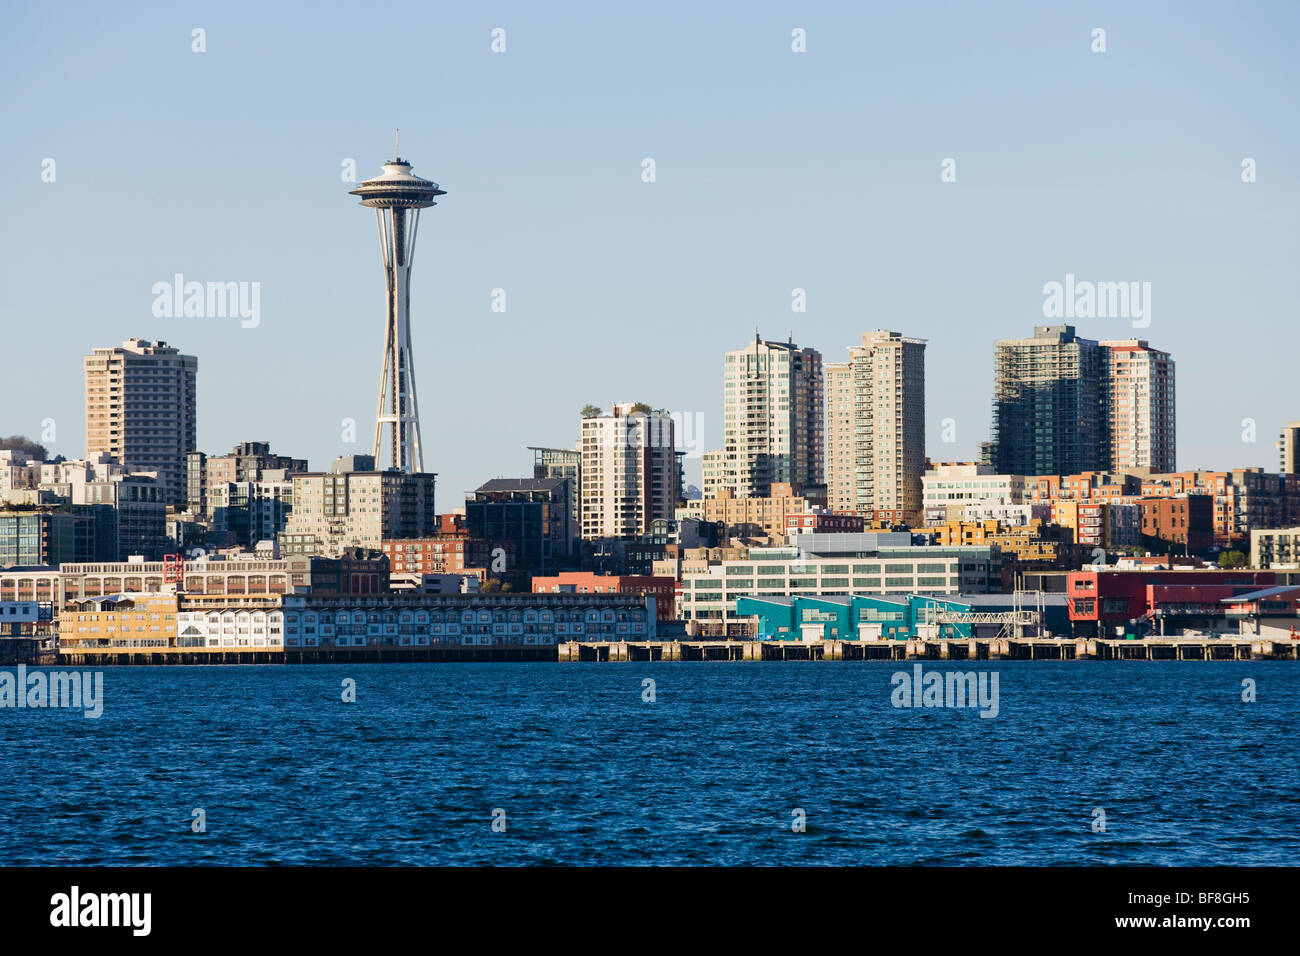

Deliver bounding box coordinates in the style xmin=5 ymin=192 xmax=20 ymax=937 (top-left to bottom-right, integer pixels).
xmin=0 ymin=662 xmax=1296 ymax=865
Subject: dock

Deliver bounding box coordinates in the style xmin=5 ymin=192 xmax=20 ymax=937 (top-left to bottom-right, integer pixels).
xmin=40 ymin=636 xmax=1300 ymax=665
xmin=557 ymin=637 xmax=1300 ymax=662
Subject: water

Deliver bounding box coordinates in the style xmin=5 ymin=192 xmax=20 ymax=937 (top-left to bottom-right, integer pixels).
xmin=1 ymin=662 xmax=1296 ymax=865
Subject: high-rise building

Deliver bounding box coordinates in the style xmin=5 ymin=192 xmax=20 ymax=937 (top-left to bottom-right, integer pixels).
xmin=1101 ymin=340 xmax=1176 ymax=473
xmin=825 ymin=331 xmax=926 ymax=522
xmin=703 ymin=335 xmax=824 ymax=499
xmin=349 ymin=140 xmax=444 ymax=474
xmin=989 ymin=327 xmax=1177 ymax=478
xmin=280 ymin=455 xmax=437 ymax=556
xmin=84 ymin=338 xmax=197 ymax=507
xmin=580 ymin=404 xmax=677 ymax=540
xmin=824 ymin=362 xmax=854 ymax=513
xmin=988 ymin=326 xmax=1105 ymax=477
xmin=530 ymin=446 xmax=581 ymax=530
xmin=1278 ymin=422 xmax=1300 ymax=475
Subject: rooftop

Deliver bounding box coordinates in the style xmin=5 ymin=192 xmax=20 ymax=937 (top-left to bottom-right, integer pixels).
xmin=475 ymin=477 xmax=570 ymax=494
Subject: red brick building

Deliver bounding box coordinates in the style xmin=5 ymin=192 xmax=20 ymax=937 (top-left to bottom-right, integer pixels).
xmin=1137 ymin=494 xmax=1213 ymax=553
xmin=380 ymin=536 xmax=514 ymax=578
xmin=1140 ymin=469 xmax=1300 ymax=549
xmin=531 ymin=571 xmax=676 ymax=620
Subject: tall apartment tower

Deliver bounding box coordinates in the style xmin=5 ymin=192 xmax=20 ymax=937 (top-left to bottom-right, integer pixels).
xmin=702 ymin=335 xmax=824 ymax=499
xmin=824 ymin=362 xmax=854 ymax=512
xmin=84 ymin=338 xmax=198 ymax=507
xmin=1101 ymin=340 xmax=1176 ymax=473
xmin=825 ymin=331 xmax=927 ymax=522
xmin=1279 ymin=422 xmax=1300 ymax=475
xmin=988 ymin=325 xmax=1105 ymax=477
xmin=580 ymin=403 xmax=678 ymax=540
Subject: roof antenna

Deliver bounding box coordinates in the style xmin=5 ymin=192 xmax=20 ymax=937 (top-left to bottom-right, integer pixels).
xmin=395 ymin=127 xmax=400 ymax=158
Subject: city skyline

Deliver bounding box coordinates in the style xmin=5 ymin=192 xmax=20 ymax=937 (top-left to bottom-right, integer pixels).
xmin=17 ymin=317 xmax=1300 ymax=492
xmin=2 ymin=1 xmax=1297 ymax=502
xmin=4 ymin=0 xmax=1300 ymax=899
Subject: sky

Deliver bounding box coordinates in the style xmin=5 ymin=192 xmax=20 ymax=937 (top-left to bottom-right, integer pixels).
xmin=1 ymin=0 xmax=1297 ymax=505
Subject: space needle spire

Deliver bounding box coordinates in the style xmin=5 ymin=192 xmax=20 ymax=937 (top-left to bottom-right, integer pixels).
xmin=349 ymin=137 xmax=445 ymax=473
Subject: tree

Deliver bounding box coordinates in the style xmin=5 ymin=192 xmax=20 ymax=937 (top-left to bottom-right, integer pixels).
xmin=628 ymin=402 xmax=652 ymax=414
xmin=0 ymin=435 xmax=47 ymax=461
xmin=1218 ymin=550 xmax=1247 ymax=569
xmin=580 ymin=405 xmax=603 ymax=419
xmin=481 ymin=578 xmax=502 ymax=593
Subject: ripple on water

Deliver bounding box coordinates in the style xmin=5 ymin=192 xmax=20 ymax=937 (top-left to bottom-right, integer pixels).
xmin=0 ymin=661 xmax=1296 ymax=865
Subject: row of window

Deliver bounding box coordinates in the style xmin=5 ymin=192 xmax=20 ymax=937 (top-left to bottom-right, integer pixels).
xmin=287 ymin=621 xmax=647 ymax=636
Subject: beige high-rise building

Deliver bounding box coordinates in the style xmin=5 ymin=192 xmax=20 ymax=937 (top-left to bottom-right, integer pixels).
xmin=825 ymin=331 xmax=926 ymax=522
xmin=84 ymin=338 xmax=197 ymax=507
xmin=1278 ymin=422 xmax=1300 ymax=475
xmin=825 ymin=362 xmax=854 ymax=513
xmin=703 ymin=335 xmax=823 ymax=499
xmin=580 ymin=403 xmax=677 ymax=540
xmin=1101 ymin=340 xmax=1175 ymax=473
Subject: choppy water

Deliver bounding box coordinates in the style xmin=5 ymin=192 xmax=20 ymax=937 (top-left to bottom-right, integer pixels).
xmin=1 ymin=662 xmax=1295 ymax=865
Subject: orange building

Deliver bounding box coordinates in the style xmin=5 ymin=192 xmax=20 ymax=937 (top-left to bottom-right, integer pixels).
xmin=1026 ymin=472 xmax=1141 ymax=504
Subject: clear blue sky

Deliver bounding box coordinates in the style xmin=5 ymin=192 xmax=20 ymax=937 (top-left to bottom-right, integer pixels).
xmin=2 ymin=0 xmax=1297 ymax=504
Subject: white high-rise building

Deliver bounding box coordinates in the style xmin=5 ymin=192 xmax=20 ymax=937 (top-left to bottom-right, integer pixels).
xmin=1101 ymin=340 xmax=1176 ymax=473
xmin=84 ymin=338 xmax=197 ymax=507
xmin=703 ymin=335 xmax=824 ymax=499
xmin=580 ymin=403 xmax=677 ymax=540
xmin=825 ymin=331 xmax=926 ymax=522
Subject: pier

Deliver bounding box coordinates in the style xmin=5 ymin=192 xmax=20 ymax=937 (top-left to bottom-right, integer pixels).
xmin=558 ymin=637 xmax=1300 ymax=662
xmin=41 ymin=636 xmax=1300 ymax=665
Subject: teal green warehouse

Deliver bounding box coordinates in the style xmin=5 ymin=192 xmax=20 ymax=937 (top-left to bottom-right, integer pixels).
xmin=735 ymin=593 xmax=1071 ymax=641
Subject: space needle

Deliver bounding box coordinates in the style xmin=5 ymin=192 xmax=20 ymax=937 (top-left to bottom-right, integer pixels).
xmin=350 ymin=132 xmax=445 ymax=473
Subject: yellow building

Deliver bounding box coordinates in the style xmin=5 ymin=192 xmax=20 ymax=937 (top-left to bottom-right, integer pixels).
xmin=928 ymin=519 xmax=1077 ymax=569
xmin=59 ymin=591 xmax=179 ymax=658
